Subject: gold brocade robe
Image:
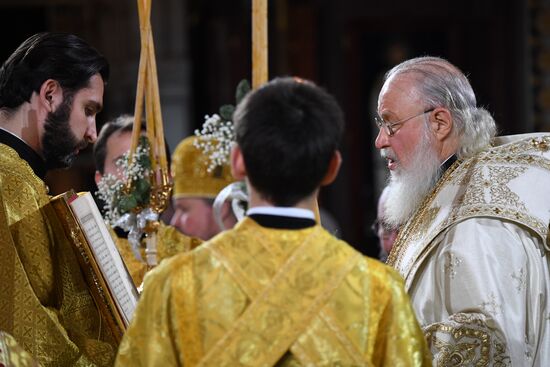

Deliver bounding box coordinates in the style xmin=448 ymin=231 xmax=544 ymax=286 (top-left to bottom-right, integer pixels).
xmin=0 ymin=331 xmax=39 ymax=367
xmin=110 ymin=224 xmax=203 ymax=287
xmin=116 ymin=217 xmax=430 ymax=366
xmin=0 ymin=144 xmax=116 ymax=366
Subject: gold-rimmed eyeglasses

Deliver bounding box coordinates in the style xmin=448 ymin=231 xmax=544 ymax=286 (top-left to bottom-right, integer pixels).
xmin=375 ymin=108 xmax=434 ymax=136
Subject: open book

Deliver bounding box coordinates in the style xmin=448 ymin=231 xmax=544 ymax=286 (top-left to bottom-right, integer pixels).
xmin=51 ymin=191 xmax=139 ymax=343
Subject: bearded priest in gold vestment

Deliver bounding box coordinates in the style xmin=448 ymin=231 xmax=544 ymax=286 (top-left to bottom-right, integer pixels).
xmin=0 ymin=33 xmax=116 ymax=365
xmin=116 ymin=77 xmax=430 ymax=366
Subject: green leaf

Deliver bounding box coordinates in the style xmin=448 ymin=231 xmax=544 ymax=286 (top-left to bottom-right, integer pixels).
xmin=137 ymin=153 xmax=151 ymax=170
xmin=138 ymin=135 xmax=149 ymax=147
xmin=133 ymin=178 xmax=151 ymax=204
xmin=118 ymin=195 xmax=138 ymax=213
xmin=235 ymin=79 xmax=251 ymax=104
xmin=219 ymin=104 xmax=235 ymax=121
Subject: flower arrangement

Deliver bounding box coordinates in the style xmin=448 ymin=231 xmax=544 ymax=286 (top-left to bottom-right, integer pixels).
xmin=97 ymin=135 xmax=153 ymax=226
xmin=194 ymin=79 xmax=252 ymax=226
xmin=194 ymin=79 xmax=251 ymax=172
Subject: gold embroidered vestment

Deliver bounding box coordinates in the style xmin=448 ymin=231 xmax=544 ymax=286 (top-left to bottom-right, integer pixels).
xmin=387 ymin=133 xmax=550 ymax=366
xmin=116 ymin=217 xmax=430 ymax=366
xmin=0 ymin=144 xmax=116 ymax=366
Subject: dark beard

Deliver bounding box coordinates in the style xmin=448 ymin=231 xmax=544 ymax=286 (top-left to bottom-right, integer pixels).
xmin=42 ymin=94 xmax=88 ymax=169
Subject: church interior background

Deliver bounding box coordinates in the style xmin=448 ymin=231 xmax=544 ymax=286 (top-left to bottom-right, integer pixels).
xmin=0 ymin=0 xmax=548 ymax=257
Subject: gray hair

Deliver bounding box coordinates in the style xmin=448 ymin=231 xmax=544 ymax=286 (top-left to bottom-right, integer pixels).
xmin=384 ymin=56 xmax=496 ymax=158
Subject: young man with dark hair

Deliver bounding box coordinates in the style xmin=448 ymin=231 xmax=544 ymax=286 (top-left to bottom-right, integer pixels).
xmin=93 ymin=115 xmax=151 ymax=286
xmin=0 ymin=32 xmax=116 ymax=366
xmin=93 ymin=114 xmax=138 ymax=176
xmin=116 ymin=77 xmax=429 ymax=366
xmin=93 ymin=115 xmax=201 ymax=286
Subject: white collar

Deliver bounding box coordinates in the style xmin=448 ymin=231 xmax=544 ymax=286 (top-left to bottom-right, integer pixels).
xmin=246 ymin=206 xmax=315 ymax=220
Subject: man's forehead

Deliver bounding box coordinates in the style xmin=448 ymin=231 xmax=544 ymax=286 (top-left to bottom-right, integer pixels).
xmin=105 ymin=130 xmax=132 ymax=150
xmin=174 ymin=197 xmax=211 ymax=208
xmin=74 ymin=74 xmax=104 ymax=105
xmin=379 ymin=74 xmax=421 ymax=110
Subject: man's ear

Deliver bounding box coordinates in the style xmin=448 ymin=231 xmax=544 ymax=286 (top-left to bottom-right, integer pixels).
xmin=94 ymin=171 xmax=102 ymax=186
xmin=430 ymin=107 xmax=453 ymax=141
xmin=39 ymin=79 xmax=62 ymax=112
xmin=230 ymin=145 xmax=246 ymax=180
xmin=320 ymin=150 xmax=342 ymax=186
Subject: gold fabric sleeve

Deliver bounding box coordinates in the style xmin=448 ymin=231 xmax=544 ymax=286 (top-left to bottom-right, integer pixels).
xmin=370 ymin=263 xmax=432 ymax=366
xmin=0 ymin=331 xmax=39 ymax=367
xmin=0 ymin=144 xmax=116 ymax=366
xmin=115 ymin=256 xmax=183 ymax=366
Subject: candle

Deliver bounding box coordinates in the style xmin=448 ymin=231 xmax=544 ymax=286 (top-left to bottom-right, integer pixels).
xmin=252 ymin=0 xmax=268 ymax=89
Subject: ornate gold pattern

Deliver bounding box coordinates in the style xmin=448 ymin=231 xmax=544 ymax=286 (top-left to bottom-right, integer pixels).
xmin=424 ymin=313 xmax=511 ymax=367
xmin=197 ymin=227 xmax=361 ymax=366
xmin=0 ymin=144 xmax=116 ymax=366
xmin=409 ymin=206 xmax=441 ymax=243
xmin=171 ymin=136 xmax=235 ymax=199
xmin=0 ymin=331 xmax=39 ymax=367
xmin=387 ymin=134 xmax=550 ymax=283
xmin=462 ymin=165 xmax=526 ymax=209
xmin=116 ymin=218 xmax=431 ymax=366
xmin=386 ymin=157 xmax=461 ymax=271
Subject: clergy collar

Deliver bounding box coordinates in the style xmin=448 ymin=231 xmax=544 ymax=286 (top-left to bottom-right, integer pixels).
xmin=247 ymin=206 xmax=316 ymax=230
xmin=0 ymin=128 xmax=47 ymax=180
xmin=441 ymin=154 xmax=457 ymax=174
xmin=247 ymin=206 xmax=315 ymax=219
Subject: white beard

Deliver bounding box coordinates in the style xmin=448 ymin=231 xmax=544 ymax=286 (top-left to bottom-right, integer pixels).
xmin=381 ymin=131 xmax=442 ymax=229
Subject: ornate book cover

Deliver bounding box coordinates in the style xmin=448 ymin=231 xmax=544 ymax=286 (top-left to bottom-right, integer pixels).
xmin=51 ymin=191 xmax=139 ymax=344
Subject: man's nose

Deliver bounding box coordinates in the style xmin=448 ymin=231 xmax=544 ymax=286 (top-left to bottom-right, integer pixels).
xmin=86 ymin=119 xmax=98 ymax=143
xmin=170 ymin=212 xmax=180 ymax=227
xmin=374 ymin=128 xmax=390 ymax=150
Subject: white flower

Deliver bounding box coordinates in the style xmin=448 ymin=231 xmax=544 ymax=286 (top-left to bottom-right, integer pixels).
xmin=194 ymin=114 xmax=235 ymax=172
xmin=96 ymin=139 xmax=152 ymax=225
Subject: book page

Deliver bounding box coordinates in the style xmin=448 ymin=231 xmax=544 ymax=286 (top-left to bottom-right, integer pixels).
xmin=70 ymin=193 xmax=138 ymax=325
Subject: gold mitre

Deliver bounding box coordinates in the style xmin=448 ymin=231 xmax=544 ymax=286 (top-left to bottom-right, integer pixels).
xmin=171 ymin=136 xmax=235 ymax=199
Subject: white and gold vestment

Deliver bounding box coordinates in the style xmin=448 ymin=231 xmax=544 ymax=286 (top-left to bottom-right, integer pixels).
xmin=388 ymin=133 xmax=550 ymax=366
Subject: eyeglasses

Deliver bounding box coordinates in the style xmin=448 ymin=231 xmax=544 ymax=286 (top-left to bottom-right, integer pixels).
xmin=371 ymin=219 xmax=380 ymax=236
xmin=375 ymin=108 xmax=434 ymax=136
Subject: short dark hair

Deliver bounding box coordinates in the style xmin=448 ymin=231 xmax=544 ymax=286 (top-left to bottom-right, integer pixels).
xmin=94 ymin=115 xmax=141 ymax=173
xmin=234 ymin=77 xmax=344 ymax=206
xmin=94 ymin=115 xmax=172 ymax=174
xmin=0 ymin=32 xmax=109 ymax=111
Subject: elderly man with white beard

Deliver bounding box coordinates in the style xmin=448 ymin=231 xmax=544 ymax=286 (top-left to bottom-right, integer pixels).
xmin=375 ymin=56 xmax=550 ymax=366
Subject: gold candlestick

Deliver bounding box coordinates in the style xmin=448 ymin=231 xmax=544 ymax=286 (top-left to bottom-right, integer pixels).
xmin=252 ymin=0 xmax=268 ymax=89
